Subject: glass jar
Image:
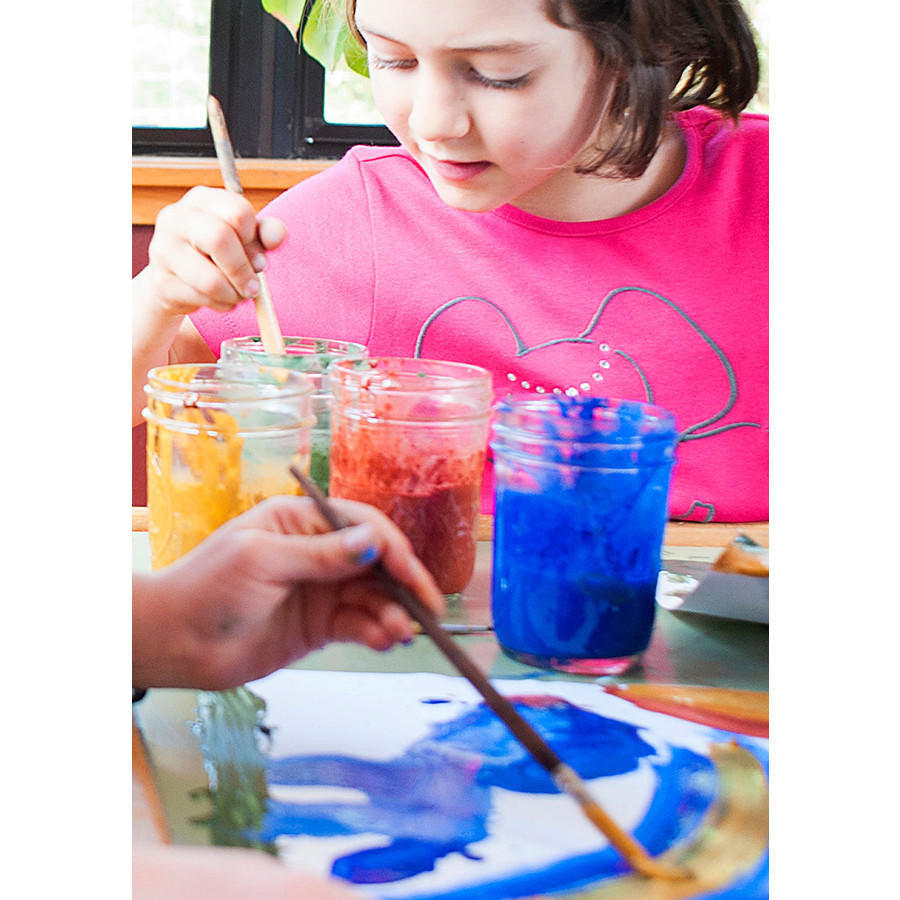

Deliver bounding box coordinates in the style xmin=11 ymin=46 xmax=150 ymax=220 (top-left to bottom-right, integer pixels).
xmin=143 ymin=362 xmax=315 ymax=570
xmin=219 ymin=336 xmax=367 ymax=494
xmin=490 ymin=396 xmax=678 ymax=675
xmin=328 ymin=357 xmax=493 ymax=595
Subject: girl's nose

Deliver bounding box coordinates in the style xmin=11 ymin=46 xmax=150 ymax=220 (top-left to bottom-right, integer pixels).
xmin=407 ymin=69 xmax=470 ymax=143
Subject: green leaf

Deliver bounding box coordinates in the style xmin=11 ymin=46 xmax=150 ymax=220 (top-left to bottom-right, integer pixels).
xmin=342 ymin=30 xmax=370 ymax=77
xmin=260 ymin=0 xmax=310 ymax=40
xmin=302 ymin=0 xmax=348 ymax=70
xmin=260 ymin=0 xmax=369 ymax=77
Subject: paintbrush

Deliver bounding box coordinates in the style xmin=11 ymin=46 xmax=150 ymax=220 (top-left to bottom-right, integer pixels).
xmin=288 ymin=465 xmax=691 ymax=881
xmin=206 ymin=95 xmax=286 ymax=356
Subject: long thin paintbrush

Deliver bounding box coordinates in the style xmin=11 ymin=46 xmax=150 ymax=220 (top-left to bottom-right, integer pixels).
xmin=207 ymin=95 xmax=285 ymax=356
xmin=289 ymin=465 xmax=691 ymax=881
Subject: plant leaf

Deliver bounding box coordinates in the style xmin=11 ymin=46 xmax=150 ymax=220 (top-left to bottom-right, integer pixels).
xmin=342 ymin=30 xmax=369 ymax=77
xmin=261 ymin=0 xmax=369 ymax=77
xmin=301 ymin=0 xmax=348 ymax=70
xmin=260 ymin=0 xmax=310 ymax=40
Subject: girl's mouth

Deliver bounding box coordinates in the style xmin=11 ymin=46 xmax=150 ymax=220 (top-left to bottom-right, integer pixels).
xmin=427 ymin=156 xmax=492 ymax=182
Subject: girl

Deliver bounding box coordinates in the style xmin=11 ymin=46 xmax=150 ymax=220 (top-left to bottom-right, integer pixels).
xmin=133 ymin=0 xmax=768 ymax=522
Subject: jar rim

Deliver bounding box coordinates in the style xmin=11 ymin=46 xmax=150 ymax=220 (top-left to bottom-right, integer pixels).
xmin=146 ymin=362 xmax=314 ymax=401
xmin=492 ymin=395 xmax=676 ymax=441
xmin=329 ymin=356 xmax=492 ymax=392
xmin=222 ymin=335 xmax=369 ymax=356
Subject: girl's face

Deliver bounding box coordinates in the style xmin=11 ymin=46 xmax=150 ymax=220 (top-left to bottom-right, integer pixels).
xmin=354 ymin=0 xmax=609 ymax=219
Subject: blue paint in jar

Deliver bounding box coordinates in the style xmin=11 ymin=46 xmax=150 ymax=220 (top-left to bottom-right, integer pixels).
xmin=490 ymin=396 xmax=677 ymax=675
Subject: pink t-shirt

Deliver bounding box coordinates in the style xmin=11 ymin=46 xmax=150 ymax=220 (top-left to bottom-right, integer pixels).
xmin=193 ymin=107 xmax=769 ymax=522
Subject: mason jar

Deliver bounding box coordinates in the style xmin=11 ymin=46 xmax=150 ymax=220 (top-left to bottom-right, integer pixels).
xmin=491 ymin=396 xmax=678 ymax=675
xmin=219 ymin=336 xmax=367 ymax=494
xmin=328 ymin=357 xmax=493 ymax=595
xmin=143 ymin=362 xmax=315 ymax=570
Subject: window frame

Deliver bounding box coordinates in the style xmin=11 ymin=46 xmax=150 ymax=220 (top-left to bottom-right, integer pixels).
xmin=132 ymin=0 xmax=396 ymax=159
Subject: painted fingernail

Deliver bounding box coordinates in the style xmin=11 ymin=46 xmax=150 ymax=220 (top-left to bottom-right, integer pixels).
xmin=245 ymin=278 xmax=260 ymax=297
xmin=342 ymin=523 xmax=379 ymax=564
xmin=252 ymin=253 xmax=267 ymax=272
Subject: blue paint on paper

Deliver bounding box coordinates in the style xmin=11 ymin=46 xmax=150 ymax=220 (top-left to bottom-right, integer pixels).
xmin=252 ymin=695 xmax=719 ymax=897
xmin=407 ymin=746 xmax=715 ymax=900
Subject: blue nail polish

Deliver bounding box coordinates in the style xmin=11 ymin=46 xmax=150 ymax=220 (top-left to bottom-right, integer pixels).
xmin=355 ymin=545 xmax=378 ymax=565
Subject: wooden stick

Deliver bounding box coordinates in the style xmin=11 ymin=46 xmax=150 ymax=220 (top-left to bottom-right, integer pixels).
xmin=288 ymin=465 xmax=690 ymax=881
xmin=206 ymin=95 xmax=285 ymax=356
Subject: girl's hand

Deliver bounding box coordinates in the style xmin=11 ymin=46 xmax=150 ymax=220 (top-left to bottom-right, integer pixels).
xmin=143 ymin=185 xmax=287 ymax=317
xmin=133 ymin=496 xmax=446 ymax=691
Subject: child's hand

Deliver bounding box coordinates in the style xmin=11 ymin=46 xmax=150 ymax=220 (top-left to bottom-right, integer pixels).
xmin=133 ymin=496 xmax=446 ymax=691
xmin=144 ymin=185 xmax=287 ymax=317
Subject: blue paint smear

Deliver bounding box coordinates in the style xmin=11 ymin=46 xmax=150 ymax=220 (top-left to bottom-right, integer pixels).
xmin=249 ymin=695 xmax=760 ymax=898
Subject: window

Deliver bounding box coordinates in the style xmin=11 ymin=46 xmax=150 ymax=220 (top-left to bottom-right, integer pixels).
xmin=131 ymin=0 xmax=395 ymax=158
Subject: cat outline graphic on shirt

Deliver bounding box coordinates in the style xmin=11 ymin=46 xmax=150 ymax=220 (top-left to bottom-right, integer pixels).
xmin=412 ymin=286 xmax=764 ymax=522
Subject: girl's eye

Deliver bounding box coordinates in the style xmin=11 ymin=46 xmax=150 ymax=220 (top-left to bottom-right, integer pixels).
xmin=468 ymin=68 xmax=530 ymax=91
xmin=369 ymin=55 xmax=416 ymax=72
xmin=368 ymin=54 xmax=530 ymax=90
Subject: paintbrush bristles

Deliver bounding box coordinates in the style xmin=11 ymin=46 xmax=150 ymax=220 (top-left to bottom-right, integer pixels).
xmin=553 ymin=764 xmax=691 ymax=881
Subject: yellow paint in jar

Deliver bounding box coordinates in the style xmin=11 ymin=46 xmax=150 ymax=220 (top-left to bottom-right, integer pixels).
xmin=144 ymin=363 xmax=315 ymax=569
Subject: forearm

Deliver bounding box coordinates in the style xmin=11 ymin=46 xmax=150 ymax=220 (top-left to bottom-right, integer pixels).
xmin=132 ymin=269 xmax=187 ymax=425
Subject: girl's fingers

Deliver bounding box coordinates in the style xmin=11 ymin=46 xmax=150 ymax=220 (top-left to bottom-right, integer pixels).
xmin=162 ymin=242 xmax=248 ymax=311
xmin=180 ymin=186 xmax=260 ymax=243
xmin=319 ymin=499 xmax=447 ymax=618
xmin=182 ymin=209 xmax=261 ymax=300
xmin=155 ymin=274 xmax=236 ymax=315
xmin=229 ymin=496 xmax=446 ymax=627
xmin=325 ymin=596 xmax=415 ymax=651
xmin=252 ymin=497 xmax=446 ymax=619
xmin=151 ymin=186 xmax=271 ymax=308
xmin=257 ymin=217 xmax=287 ymax=250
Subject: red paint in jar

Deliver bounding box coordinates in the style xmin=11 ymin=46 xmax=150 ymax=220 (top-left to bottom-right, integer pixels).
xmin=328 ymin=358 xmax=492 ymax=594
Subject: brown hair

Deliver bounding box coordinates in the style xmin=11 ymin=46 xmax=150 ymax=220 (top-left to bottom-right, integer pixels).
xmin=342 ymin=0 xmax=760 ymax=179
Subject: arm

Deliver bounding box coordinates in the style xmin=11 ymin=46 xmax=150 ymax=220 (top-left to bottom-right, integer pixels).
xmin=132 ymin=495 xmax=445 ymax=691
xmin=132 ymin=276 xmax=216 ymax=422
xmin=131 ymin=186 xmax=286 ymax=424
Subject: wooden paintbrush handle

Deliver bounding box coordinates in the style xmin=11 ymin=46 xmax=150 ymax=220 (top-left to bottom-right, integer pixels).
xmin=207 ymin=95 xmax=285 ymax=356
xmin=253 ymin=273 xmax=285 ymax=355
